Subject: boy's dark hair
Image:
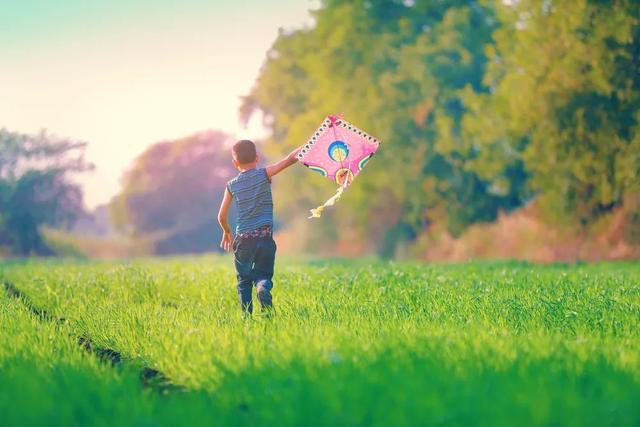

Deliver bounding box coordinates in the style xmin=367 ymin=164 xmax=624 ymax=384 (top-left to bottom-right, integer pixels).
xmin=232 ymin=140 xmax=257 ymax=164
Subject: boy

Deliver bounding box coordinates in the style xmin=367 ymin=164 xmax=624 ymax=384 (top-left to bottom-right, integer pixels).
xmin=218 ymin=139 xmax=301 ymax=316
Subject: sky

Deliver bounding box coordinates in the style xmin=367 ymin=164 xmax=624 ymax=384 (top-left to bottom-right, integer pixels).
xmin=0 ymin=0 xmax=317 ymax=208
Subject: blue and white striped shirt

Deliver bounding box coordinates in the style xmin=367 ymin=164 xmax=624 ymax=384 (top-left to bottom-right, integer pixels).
xmin=227 ymin=168 xmax=274 ymax=234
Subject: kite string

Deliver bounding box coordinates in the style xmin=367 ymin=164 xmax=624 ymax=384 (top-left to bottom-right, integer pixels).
xmin=308 ymin=114 xmax=347 ymax=219
xmin=329 ymin=113 xmax=348 ymax=182
xmin=331 ymin=124 xmax=344 ymax=172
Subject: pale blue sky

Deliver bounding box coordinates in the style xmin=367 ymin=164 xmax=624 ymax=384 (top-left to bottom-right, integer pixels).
xmin=0 ymin=0 xmax=317 ymax=208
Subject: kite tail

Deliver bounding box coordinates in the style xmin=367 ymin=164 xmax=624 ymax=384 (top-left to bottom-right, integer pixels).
xmin=308 ymin=183 xmax=348 ymax=219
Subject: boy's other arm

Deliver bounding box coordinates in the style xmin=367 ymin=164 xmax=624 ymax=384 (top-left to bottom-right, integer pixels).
xmin=217 ymin=187 xmax=233 ymax=252
xmin=265 ymin=146 xmax=303 ymax=179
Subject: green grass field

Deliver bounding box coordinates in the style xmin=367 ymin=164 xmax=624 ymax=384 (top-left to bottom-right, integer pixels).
xmin=1 ymin=257 xmax=639 ymax=426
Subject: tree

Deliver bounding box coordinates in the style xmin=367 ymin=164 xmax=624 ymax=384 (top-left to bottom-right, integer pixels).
xmin=110 ymin=130 xmax=236 ymax=254
xmin=242 ymin=0 xmax=521 ymax=256
xmin=462 ymin=0 xmax=640 ymax=226
xmin=0 ymin=128 xmax=92 ymax=256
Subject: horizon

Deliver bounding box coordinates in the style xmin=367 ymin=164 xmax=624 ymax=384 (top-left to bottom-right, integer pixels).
xmin=0 ymin=0 xmax=318 ymax=209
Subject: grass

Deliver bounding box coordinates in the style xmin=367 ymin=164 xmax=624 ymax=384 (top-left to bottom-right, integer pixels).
xmin=1 ymin=257 xmax=639 ymax=426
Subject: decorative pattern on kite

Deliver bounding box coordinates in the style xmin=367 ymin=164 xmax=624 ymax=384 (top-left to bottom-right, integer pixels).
xmin=298 ymin=116 xmax=380 ymax=185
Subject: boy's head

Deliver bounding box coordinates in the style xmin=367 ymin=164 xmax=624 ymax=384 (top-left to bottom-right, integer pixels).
xmin=232 ymin=139 xmax=258 ymax=168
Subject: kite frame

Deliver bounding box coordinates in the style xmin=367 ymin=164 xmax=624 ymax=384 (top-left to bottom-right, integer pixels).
xmin=296 ymin=116 xmax=380 ymax=166
xmin=297 ymin=114 xmax=381 ymax=218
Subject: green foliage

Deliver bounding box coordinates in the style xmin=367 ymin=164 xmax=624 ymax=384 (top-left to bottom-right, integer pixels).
xmin=39 ymin=227 xmax=87 ymax=259
xmin=1 ymin=258 xmax=639 ymax=425
xmin=0 ymin=128 xmax=92 ymax=255
xmin=242 ymin=0 xmax=639 ymax=255
xmin=243 ymin=0 xmax=527 ymax=256
xmin=110 ymin=131 xmax=236 ymax=254
xmin=462 ymin=0 xmax=640 ymax=225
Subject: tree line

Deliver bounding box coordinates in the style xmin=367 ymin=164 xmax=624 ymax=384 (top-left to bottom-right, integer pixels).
xmin=240 ymin=0 xmax=639 ymax=256
xmin=0 ymin=129 xmax=91 ymax=255
xmin=2 ymin=0 xmax=637 ymax=257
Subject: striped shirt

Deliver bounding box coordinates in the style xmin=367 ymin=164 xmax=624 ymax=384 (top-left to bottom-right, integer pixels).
xmin=227 ymin=168 xmax=274 ymax=234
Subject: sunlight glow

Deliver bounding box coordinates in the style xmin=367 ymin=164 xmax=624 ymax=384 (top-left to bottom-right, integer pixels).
xmin=0 ymin=0 xmax=317 ymax=208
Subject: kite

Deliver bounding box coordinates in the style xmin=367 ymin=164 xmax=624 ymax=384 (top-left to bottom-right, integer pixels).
xmin=296 ymin=114 xmax=380 ymax=218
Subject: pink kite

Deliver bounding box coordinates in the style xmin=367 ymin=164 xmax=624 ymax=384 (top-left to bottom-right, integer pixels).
xmin=297 ymin=114 xmax=380 ymax=218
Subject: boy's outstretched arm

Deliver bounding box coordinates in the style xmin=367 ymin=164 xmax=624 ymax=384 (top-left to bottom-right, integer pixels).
xmin=217 ymin=188 xmax=233 ymax=252
xmin=265 ymin=146 xmax=303 ymax=179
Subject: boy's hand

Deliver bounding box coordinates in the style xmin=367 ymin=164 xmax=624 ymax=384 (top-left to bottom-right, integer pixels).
xmin=287 ymin=146 xmax=302 ymax=162
xmin=218 ymin=188 xmax=233 ymax=250
xmin=220 ymin=231 xmax=233 ymax=252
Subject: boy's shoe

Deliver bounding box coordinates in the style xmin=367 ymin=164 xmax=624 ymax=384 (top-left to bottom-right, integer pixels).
xmin=256 ymin=280 xmax=273 ymax=309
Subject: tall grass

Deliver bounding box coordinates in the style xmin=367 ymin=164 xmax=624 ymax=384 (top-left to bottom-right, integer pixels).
xmin=1 ymin=257 xmax=639 ymax=426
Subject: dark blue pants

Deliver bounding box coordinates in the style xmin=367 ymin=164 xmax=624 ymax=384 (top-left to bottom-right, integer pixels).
xmin=233 ymin=236 xmax=276 ymax=314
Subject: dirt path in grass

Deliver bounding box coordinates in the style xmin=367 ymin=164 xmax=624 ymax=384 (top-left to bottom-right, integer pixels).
xmin=3 ymin=280 xmax=182 ymax=394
